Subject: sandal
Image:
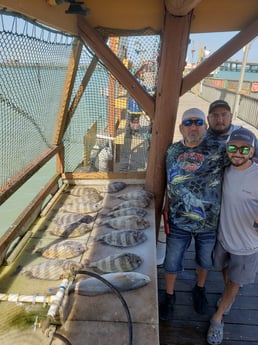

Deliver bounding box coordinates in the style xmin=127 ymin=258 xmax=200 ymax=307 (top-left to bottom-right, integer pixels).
xmin=207 ymin=320 xmax=224 ymax=345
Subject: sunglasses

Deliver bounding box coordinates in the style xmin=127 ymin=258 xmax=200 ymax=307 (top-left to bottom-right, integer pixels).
xmin=227 ymin=145 xmax=251 ymax=155
xmin=182 ymin=119 xmax=204 ymax=127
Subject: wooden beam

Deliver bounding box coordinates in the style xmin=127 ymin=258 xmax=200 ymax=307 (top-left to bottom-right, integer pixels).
xmin=77 ymin=17 xmax=155 ymax=119
xmin=63 ymin=55 xmax=99 ymax=134
xmin=181 ymin=16 xmax=258 ymax=94
xmin=0 ymin=174 xmax=61 ymax=264
xmin=62 ymin=171 xmax=146 ymax=180
xmin=145 ymin=10 xmax=192 ymax=237
xmin=53 ymin=38 xmax=83 ymax=145
xmin=0 ymin=146 xmax=60 ymax=205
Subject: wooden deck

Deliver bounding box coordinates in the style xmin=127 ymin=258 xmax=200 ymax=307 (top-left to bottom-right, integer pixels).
xmin=157 ymin=238 xmax=258 ymax=344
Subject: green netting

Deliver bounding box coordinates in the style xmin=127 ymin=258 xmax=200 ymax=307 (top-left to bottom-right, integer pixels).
xmin=64 ymin=35 xmax=160 ymax=173
xmin=0 ymin=9 xmax=160 ymax=191
xmin=0 ymin=11 xmax=74 ymax=187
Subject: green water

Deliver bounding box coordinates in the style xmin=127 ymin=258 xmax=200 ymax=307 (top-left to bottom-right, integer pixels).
xmin=0 ymin=159 xmax=56 ymax=237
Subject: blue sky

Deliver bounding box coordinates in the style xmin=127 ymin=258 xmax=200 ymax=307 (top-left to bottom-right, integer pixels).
xmin=188 ymin=32 xmax=258 ymax=64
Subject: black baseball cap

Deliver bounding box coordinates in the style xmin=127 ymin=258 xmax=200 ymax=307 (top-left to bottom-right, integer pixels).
xmin=227 ymin=128 xmax=256 ymax=147
xmin=208 ymin=100 xmax=231 ymax=113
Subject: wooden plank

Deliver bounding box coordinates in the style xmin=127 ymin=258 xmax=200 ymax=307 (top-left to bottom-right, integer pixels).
xmin=83 ymin=121 xmax=97 ymax=167
xmin=0 ymin=146 xmax=60 ymax=205
xmin=0 ymin=174 xmax=60 ymax=264
xmin=53 ymin=38 xmax=83 ymax=145
xmin=77 ymin=16 xmax=155 ymax=119
xmin=145 ymin=10 xmax=192 ymax=237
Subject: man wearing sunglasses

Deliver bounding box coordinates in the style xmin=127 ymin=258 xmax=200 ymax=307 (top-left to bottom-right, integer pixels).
xmin=207 ymin=128 xmax=258 ymax=345
xmin=160 ymin=108 xmax=227 ymax=320
xmin=206 ymin=99 xmax=258 ymax=161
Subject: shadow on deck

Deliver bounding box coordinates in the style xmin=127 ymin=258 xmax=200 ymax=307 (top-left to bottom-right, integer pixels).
xmin=157 ymin=239 xmax=258 ymax=345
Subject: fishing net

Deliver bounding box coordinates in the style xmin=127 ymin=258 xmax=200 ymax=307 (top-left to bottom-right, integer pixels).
xmin=0 ymin=9 xmax=160 ymax=194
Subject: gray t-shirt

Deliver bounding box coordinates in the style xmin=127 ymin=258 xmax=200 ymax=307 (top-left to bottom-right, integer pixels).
xmin=218 ymin=163 xmax=258 ymax=255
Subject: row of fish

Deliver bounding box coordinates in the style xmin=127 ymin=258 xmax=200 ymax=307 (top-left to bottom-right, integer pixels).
xmin=21 ymin=252 xmax=143 ymax=279
xmin=20 ymin=183 xmax=153 ymax=282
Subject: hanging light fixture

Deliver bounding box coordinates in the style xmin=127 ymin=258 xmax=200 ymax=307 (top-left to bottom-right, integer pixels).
xmin=65 ymin=1 xmax=90 ymax=16
xmin=46 ymin=0 xmax=90 ymax=16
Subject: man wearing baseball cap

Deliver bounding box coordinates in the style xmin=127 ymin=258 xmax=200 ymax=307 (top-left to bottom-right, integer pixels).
xmin=160 ymin=108 xmax=227 ymax=320
xmin=206 ymin=99 xmax=258 ymax=161
xmin=207 ymin=128 xmax=258 ymax=344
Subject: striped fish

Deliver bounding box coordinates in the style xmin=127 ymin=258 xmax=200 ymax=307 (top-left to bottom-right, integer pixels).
xmin=117 ymin=190 xmax=154 ymax=201
xmin=110 ymin=198 xmax=150 ymax=211
xmin=86 ymin=252 xmax=143 ymax=273
xmin=63 ymin=193 xmax=103 ymax=204
xmin=100 ymin=181 xmax=127 ymax=193
xmin=48 ymin=222 xmax=92 ymax=238
xmin=68 ymin=272 xmax=151 ymax=296
xmin=106 ymin=207 xmax=147 ymax=218
xmin=62 ymin=201 xmax=103 ymax=214
xmin=35 ymin=240 xmax=87 ymax=259
xmin=95 ymin=230 xmax=147 ymax=247
xmin=52 ymin=212 xmax=95 ymax=225
xmin=67 ymin=186 xmax=99 ymax=197
xmin=21 ymin=259 xmax=83 ymax=280
xmin=100 ymin=215 xmax=150 ymax=230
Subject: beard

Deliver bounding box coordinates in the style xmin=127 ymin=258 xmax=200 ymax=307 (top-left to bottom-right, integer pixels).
xmin=210 ymin=125 xmax=231 ymax=135
xmin=185 ymin=134 xmax=205 ymax=143
xmin=230 ymin=156 xmax=251 ymax=167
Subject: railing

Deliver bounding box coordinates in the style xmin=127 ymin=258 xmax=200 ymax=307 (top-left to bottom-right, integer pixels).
xmin=197 ymin=82 xmax=258 ymax=129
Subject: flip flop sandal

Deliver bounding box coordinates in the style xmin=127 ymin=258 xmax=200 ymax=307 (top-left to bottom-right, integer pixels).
xmin=207 ymin=320 xmax=224 ymax=345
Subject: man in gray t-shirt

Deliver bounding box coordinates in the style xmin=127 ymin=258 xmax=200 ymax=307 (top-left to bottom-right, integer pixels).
xmin=206 ymin=128 xmax=258 ymax=345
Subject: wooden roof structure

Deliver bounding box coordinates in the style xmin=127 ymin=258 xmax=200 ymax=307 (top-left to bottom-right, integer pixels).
xmin=1 ymin=0 xmax=258 ymax=235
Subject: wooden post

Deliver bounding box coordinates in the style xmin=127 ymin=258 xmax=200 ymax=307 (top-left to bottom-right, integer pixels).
xmin=145 ymin=10 xmax=192 ymax=238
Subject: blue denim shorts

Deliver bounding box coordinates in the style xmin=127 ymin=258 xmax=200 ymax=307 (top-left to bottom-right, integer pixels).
xmin=163 ymin=228 xmax=216 ymax=274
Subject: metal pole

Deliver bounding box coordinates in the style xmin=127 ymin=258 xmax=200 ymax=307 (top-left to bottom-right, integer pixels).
xmin=233 ymin=42 xmax=251 ymax=119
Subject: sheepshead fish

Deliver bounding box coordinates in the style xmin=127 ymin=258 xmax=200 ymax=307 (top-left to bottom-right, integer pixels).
xmin=96 ymin=230 xmax=147 ymax=247
xmin=35 ymin=240 xmax=87 ymax=259
xmin=100 ymin=215 xmax=150 ymax=230
xmin=86 ymin=252 xmax=143 ymax=272
xmin=48 ymin=222 xmax=92 ymax=238
xmin=66 ymin=193 xmax=103 ymax=204
xmin=100 ymin=181 xmax=127 ymax=193
xmin=52 ymin=212 xmax=94 ymax=225
xmin=110 ymin=198 xmax=150 ymax=211
xmin=67 ymin=186 xmax=99 ymax=197
xmin=68 ymin=272 xmax=151 ymax=296
xmin=21 ymin=259 xmax=83 ymax=280
xmin=106 ymin=207 xmax=147 ymax=218
xmin=117 ymin=190 xmax=154 ymax=201
xmin=63 ymin=193 xmax=103 ymax=205
xmin=62 ymin=201 xmax=103 ymax=214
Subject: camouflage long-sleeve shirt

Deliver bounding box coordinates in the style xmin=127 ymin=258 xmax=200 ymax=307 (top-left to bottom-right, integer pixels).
xmin=165 ymin=138 xmax=227 ymax=233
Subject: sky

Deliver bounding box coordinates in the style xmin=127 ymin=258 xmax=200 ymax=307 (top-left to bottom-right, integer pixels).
xmin=187 ymin=32 xmax=258 ymax=64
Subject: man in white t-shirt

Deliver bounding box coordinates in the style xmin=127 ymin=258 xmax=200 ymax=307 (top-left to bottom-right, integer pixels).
xmin=207 ymin=127 xmax=258 ymax=345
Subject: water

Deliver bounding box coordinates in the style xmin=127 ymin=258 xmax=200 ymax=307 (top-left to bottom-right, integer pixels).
xmin=215 ymin=70 xmax=258 ymax=82
xmin=0 ymin=159 xmax=56 ymax=236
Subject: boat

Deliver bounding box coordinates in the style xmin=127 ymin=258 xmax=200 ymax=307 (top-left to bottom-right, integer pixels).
xmin=0 ymin=1 xmax=258 ymax=344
